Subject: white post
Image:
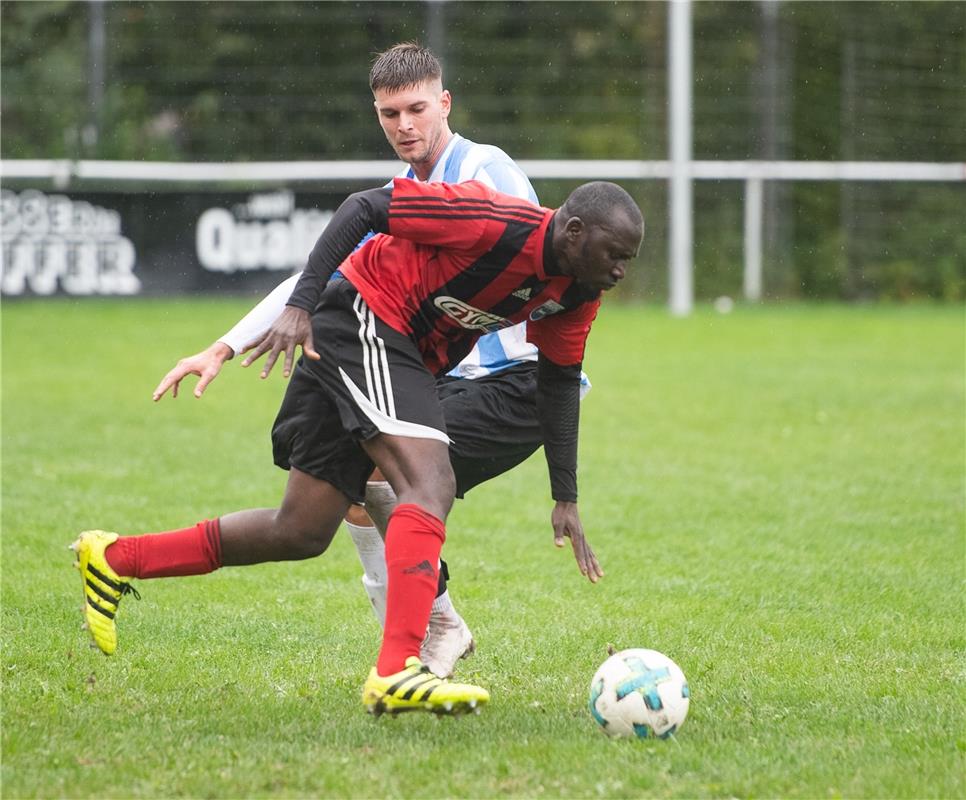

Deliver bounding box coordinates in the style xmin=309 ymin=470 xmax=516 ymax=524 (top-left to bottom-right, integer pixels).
xmin=668 ymin=0 xmax=694 ymax=316
xmin=85 ymin=0 xmax=106 ymax=150
xmin=743 ymin=176 xmax=763 ymax=300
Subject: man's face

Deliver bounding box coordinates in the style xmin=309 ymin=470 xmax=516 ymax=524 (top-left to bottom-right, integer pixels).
xmin=373 ymin=80 xmax=451 ymax=170
xmin=566 ymin=212 xmax=643 ymax=293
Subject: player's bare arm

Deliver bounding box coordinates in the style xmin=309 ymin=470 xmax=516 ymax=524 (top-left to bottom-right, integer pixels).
xmin=154 ymin=271 xmax=308 ymax=398
xmin=152 ymin=341 xmax=234 ymax=401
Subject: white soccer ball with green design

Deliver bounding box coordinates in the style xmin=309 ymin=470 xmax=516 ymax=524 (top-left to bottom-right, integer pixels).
xmin=588 ymin=648 xmax=690 ymax=739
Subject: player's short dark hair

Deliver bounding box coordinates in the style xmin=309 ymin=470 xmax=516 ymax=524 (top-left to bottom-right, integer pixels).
xmin=369 ymin=42 xmax=443 ymax=93
xmin=561 ymin=182 xmax=644 ymax=231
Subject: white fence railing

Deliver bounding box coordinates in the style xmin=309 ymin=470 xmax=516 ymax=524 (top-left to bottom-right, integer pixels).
xmin=3 ymin=158 xmax=963 ymax=311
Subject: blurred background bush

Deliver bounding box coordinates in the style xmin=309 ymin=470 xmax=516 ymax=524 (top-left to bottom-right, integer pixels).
xmin=2 ymin=1 xmax=963 ymax=301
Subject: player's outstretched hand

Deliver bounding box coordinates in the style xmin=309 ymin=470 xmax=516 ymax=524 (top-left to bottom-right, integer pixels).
xmin=551 ymin=500 xmax=604 ymax=583
xmin=240 ymin=306 xmax=320 ymax=379
xmin=153 ymin=341 xmax=234 ymax=401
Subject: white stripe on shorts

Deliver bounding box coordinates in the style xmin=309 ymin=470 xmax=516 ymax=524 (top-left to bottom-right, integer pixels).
xmin=338 ymin=368 xmax=451 ymax=444
xmin=352 ymin=293 xmax=396 ymax=418
xmin=344 ymin=294 xmax=450 ymax=443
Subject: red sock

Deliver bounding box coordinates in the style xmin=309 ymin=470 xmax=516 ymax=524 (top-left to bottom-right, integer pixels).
xmin=376 ymin=504 xmax=446 ymax=676
xmin=104 ymin=519 xmax=223 ymax=579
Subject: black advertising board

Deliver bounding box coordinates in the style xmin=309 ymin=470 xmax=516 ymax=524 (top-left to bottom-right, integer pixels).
xmin=1 ymin=187 xmax=364 ymax=298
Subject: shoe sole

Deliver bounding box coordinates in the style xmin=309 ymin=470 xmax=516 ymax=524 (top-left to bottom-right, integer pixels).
xmin=364 ymin=695 xmax=486 ymax=717
xmin=68 ymin=535 xmax=118 ymax=655
xmin=69 ymin=538 xmax=92 ymax=647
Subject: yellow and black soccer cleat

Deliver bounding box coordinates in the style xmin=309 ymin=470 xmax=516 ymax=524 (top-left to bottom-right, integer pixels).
xmin=69 ymin=530 xmax=138 ymax=655
xmin=362 ymin=656 xmax=489 ymax=716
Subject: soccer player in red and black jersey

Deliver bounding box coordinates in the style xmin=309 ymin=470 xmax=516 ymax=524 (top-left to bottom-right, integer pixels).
xmin=70 ymin=177 xmax=643 ymax=715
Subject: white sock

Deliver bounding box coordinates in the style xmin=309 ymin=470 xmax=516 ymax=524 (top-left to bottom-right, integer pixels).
xmin=361 ymin=574 xmax=387 ymax=627
xmin=431 ymin=589 xmax=455 ymax=616
xmin=344 ymin=521 xmax=385 ymax=581
xmin=345 ymin=521 xmax=387 ymax=626
xmin=364 ymin=480 xmax=398 ymax=537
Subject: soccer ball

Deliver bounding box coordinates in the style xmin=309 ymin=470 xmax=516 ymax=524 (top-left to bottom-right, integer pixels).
xmin=588 ymin=648 xmax=690 ymax=739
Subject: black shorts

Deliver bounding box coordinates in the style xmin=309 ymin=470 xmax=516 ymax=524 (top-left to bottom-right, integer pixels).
xmin=272 ymin=278 xmax=448 ymax=503
xmin=438 ymin=362 xmax=543 ymax=497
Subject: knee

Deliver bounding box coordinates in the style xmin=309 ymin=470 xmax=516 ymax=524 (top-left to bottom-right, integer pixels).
xmin=287 ymin=529 xmax=332 ymax=559
xmin=274 ymin=513 xmax=338 ymax=559
xmin=437 ymin=462 xmax=457 ymax=505
xmin=415 ymin=459 xmax=457 ymax=520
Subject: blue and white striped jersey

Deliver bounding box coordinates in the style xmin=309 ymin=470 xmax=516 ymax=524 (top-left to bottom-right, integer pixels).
xmin=394 ymin=133 xmax=538 ymax=206
xmin=452 ymin=321 xmax=592 ymax=397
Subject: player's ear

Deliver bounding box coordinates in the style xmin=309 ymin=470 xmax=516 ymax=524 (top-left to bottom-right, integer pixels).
xmin=439 ymin=89 xmax=452 ymax=119
xmin=565 ymin=216 xmax=585 ymax=242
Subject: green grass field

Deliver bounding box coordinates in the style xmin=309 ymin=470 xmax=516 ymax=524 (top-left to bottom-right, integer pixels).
xmin=2 ymin=299 xmax=964 ymax=799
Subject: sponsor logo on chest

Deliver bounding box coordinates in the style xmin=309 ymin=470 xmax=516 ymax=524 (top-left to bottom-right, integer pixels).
xmin=434 ymin=296 xmax=513 ymax=332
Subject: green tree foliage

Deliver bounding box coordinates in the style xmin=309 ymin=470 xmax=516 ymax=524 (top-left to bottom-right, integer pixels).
xmin=1 ymin=2 xmax=88 ymax=158
xmin=2 ymin=0 xmax=962 ymax=299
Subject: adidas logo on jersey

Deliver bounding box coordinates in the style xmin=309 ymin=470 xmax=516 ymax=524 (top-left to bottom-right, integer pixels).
xmin=512 ymin=287 xmax=533 ymax=301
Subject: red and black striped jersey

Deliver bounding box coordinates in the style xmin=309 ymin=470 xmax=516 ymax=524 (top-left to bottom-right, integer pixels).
xmin=340 ymin=178 xmax=601 ymax=375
